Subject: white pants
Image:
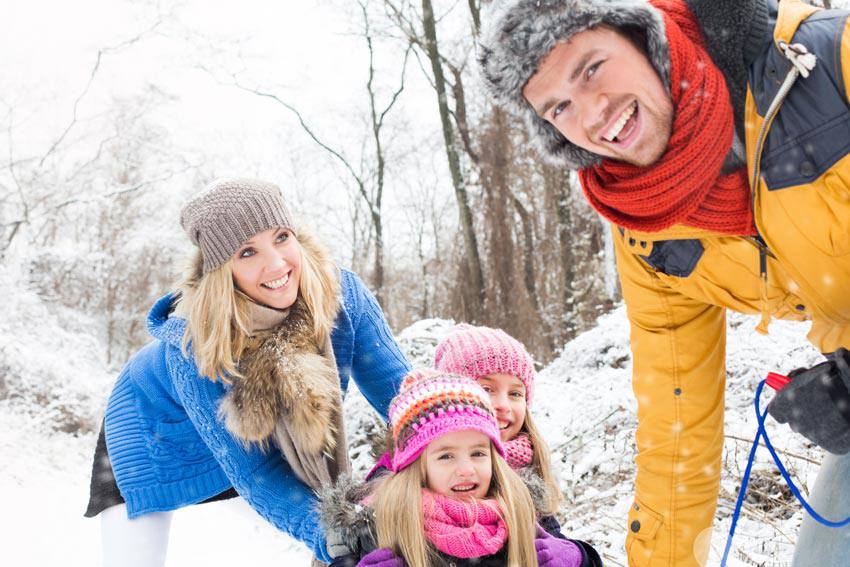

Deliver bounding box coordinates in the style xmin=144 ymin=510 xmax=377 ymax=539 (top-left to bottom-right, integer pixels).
xmin=101 ymin=505 xmax=173 ymax=567
xmin=100 ymin=498 xmax=267 ymax=566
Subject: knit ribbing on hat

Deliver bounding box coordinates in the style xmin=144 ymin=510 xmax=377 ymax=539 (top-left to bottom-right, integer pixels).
xmin=434 ymin=324 xmax=535 ymax=405
xmin=179 ymin=178 xmax=296 ymax=273
xmin=478 ymin=0 xmax=670 ymax=169
xmin=388 ymin=371 xmax=505 ymax=472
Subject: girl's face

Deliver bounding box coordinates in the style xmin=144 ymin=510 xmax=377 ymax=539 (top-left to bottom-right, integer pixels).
xmin=424 ymin=430 xmax=492 ymax=501
xmin=230 ymin=227 xmax=302 ymax=310
xmin=477 ymin=373 xmax=527 ymax=442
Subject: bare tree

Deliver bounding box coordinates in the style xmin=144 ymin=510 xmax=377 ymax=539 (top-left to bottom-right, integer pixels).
xmin=208 ymin=1 xmax=410 ymax=307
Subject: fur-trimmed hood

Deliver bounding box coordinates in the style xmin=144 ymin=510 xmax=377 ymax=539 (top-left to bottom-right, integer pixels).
xmin=478 ymin=0 xmax=770 ymax=169
xmin=516 ymin=466 xmax=559 ymax=518
xmin=319 ymin=474 xmax=382 ymax=557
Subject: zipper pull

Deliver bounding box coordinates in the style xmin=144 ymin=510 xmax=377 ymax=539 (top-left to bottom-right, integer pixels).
xmin=756 ymin=245 xmax=771 ymax=335
xmin=778 ymin=41 xmax=817 ymax=78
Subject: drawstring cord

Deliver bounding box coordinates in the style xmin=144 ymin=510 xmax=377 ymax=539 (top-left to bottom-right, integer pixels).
xmin=720 ymin=379 xmax=850 ymax=566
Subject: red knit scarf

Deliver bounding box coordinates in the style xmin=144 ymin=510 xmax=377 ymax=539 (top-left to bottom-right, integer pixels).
xmin=578 ymin=0 xmax=755 ymax=236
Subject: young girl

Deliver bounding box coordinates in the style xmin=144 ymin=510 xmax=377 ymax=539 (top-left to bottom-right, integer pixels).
xmin=84 ymin=178 xmax=410 ymax=566
xmin=328 ymin=369 xmax=593 ymax=567
xmin=434 ymin=325 xmax=566 ymax=536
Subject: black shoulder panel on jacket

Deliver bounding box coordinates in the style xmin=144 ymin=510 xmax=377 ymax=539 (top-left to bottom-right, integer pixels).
xmin=641 ymin=239 xmax=705 ymax=278
xmin=752 ymin=7 xmax=850 ymax=190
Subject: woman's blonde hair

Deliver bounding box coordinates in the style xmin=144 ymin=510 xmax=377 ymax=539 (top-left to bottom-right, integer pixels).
xmin=373 ymin=443 xmax=539 ymax=567
xmin=175 ymin=228 xmax=340 ymax=382
xmin=523 ymin=412 xmax=563 ymax=515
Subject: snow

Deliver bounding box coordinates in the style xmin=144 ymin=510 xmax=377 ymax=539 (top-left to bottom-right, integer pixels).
xmin=0 ymin=274 xmax=831 ymax=565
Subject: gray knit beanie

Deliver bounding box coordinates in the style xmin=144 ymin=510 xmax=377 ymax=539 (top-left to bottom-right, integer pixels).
xmin=478 ymin=0 xmax=670 ymax=170
xmin=180 ymin=178 xmax=296 ymax=273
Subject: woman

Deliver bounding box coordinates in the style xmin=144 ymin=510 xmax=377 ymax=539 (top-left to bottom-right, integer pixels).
xmin=84 ymin=178 xmax=410 ymax=566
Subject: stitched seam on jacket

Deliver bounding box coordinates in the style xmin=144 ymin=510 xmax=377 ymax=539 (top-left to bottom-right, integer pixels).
xmin=651 ymin=274 xmax=680 ymax=566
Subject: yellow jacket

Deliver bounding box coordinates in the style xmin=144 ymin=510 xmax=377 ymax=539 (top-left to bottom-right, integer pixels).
xmin=620 ymin=1 xmax=850 ymax=565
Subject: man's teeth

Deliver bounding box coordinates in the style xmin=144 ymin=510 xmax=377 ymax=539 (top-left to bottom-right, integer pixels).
xmin=262 ymin=273 xmax=290 ymax=289
xmin=603 ymin=101 xmax=637 ymax=142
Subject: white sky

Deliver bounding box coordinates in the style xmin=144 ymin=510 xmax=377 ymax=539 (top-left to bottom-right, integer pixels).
xmin=1 ymin=0 xmax=448 ymax=262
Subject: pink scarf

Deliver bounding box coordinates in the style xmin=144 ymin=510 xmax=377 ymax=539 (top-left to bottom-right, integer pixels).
xmin=504 ymin=434 xmax=534 ymax=469
xmin=421 ymin=489 xmax=507 ymax=558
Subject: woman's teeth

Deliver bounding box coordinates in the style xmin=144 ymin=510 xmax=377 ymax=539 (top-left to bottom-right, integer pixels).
xmin=452 ymin=484 xmax=477 ymax=493
xmin=603 ymin=101 xmax=638 ymax=142
xmin=262 ymin=273 xmax=290 ymax=289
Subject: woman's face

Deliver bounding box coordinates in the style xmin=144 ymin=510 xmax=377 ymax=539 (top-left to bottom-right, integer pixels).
xmin=230 ymin=227 xmax=301 ymax=310
xmin=424 ymin=430 xmax=492 ymax=501
xmin=477 ymin=373 xmax=527 ymax=442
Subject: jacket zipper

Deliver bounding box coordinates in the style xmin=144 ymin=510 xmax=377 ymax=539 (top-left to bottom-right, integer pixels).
xmin=748 ymin=41 xmax=814 ymax=333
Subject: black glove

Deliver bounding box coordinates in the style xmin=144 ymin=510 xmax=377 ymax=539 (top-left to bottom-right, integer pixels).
xmin=767 ymin=348 xmax=850 ymax=454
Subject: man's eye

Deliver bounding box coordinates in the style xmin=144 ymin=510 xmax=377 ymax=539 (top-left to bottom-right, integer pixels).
xmin=586 ymin=61 xmax=602 ymax=80
xmin=552 ymin=101 xmax=570 ymax=118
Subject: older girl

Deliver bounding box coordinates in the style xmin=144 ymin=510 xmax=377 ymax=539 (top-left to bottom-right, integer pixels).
xmin=84 ymin=178 xmax=410 ymax=566
xmin=434 ymin=324 xmax=563 ymax=532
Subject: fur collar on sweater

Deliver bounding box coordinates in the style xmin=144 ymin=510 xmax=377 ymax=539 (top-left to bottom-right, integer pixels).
xmin=218 ymin=297 xmax=340 ymax=457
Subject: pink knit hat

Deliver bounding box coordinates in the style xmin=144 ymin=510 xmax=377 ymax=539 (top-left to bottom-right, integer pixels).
xmin=388 ymin=369 xmax=505 ymax=472
xmin=434 ymin=324 xmax=536 ymax=404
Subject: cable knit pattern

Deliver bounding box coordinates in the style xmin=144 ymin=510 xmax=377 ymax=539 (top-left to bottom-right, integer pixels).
xmin=388 ymin=370 xmax=505 ymax=472
xmin=103 ymin=269 xmax=410 ymax=562
xmin=504 ymin=434 xmax=534 ymax=469
xmin=421 ymin=490 xmax=508 ymax=559
xmin=434 ymin=324 xmax=536 ymax=404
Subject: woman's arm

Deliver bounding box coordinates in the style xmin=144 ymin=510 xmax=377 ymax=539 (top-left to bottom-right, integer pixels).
xmin=167 ymin=350 xmax=333 ymax=562
xmin=344 ymin=270 xmax=411 ymax=419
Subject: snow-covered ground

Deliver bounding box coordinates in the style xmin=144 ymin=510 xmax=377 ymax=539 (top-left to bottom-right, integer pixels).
xmin=1 ymin=274 xmax=829 ymax=565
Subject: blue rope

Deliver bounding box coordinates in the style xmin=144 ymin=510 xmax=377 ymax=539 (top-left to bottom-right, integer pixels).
xmin=720 ymin=379 xmax=850 ymax=566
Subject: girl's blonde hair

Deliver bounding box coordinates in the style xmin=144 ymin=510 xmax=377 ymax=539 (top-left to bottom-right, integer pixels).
xmin=373 ymin=444 xmax=539 ymax=567
xmin=175 ymin=228 xmax=340 ymax=381
xmin=523 ymin=412 xmax=563 ymax=515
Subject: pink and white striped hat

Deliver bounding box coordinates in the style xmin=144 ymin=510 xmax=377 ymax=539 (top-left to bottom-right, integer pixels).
xmin=388 ymin=369 xmax=505 ymax=472
xmin=434 ymin=324 xmax=536 ymax=404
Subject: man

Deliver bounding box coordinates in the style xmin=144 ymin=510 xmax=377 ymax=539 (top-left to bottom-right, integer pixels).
xmin=480 ymin=0 xmax=850 ymax=565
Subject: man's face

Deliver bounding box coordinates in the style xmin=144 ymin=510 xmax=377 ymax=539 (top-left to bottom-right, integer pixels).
xmin=523 ymin=26 xmax=674 ymax=167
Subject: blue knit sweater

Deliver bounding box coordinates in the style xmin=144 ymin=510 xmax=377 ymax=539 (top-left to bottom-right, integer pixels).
xmin=103 ymin=269 xmax=410 ymax=562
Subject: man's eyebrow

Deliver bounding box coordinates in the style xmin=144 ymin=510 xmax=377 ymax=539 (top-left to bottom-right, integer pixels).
xmin=569 ymin=49 xmax=600 ymax=83
xmin=534 ymin=49 xmax=601 ymax=118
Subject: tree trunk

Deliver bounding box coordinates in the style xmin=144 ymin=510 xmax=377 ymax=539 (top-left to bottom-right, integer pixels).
xmin=421 ymin=0 xmax=485 ymax=320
